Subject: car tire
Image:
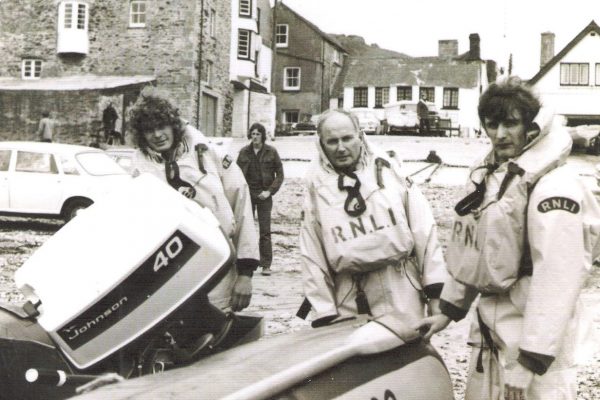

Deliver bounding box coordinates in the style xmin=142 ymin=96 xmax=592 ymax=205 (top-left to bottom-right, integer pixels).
xmin=62 ymin=198 xmax=93 ymax=222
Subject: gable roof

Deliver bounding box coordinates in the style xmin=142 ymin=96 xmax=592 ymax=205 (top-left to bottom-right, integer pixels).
xmin=341 ymin=57 xmax=482 ymax=91
xmin=529 ymin=20 xmax=600 ymax=85
xmin=277 ymin=2 xmax=347 ymax=53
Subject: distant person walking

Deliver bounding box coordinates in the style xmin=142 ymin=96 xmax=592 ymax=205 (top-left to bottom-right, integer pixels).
xmin=37 ymin=111 xmax=55 ymax=142
xmin=237 ymin=123 xmax=284 ymax=276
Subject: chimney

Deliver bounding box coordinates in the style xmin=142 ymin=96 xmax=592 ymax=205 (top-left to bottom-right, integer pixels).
xmin=540 ymin=32 xmax=555 ymax=68
xmin=438 ymin=40 xmax=458 ymax=58
xmin=468 ymin=33 xmax=480 ymax=60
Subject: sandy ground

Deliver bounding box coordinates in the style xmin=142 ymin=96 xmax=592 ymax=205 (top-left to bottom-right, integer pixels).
xmin=0 ymin=136 xmax=599 ymax=399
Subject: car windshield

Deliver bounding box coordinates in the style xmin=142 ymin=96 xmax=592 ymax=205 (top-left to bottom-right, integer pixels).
xmin=76 ymin=152 xmax=128 ymax=176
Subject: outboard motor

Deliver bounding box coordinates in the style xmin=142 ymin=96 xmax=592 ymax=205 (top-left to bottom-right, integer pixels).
xmin=0 ymin=174 xmax=262 ymax=400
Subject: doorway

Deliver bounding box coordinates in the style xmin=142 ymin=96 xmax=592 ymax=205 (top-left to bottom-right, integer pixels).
xmin=201 ymin=93 xmax=217 ymax=136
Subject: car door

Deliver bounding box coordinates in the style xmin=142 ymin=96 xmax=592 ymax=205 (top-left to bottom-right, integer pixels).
xmin=9 ymin=150 xmax=63 ymax=214
xmin=0 ymin=149 xmax=11 ymax=210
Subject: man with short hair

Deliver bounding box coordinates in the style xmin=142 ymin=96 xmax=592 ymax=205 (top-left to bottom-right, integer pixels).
xmin=298 ymin=109 xmax=448 ymax=329
xmin=418 ymin=78 xmax=597 ymax=400
xmin=237 ymin=123 xmax=284 ymax=276
xmin=129 ymin=95 xmax=259 ymax=312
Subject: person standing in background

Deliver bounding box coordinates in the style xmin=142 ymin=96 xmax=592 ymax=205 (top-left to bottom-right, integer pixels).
xmin=37 ymin=111 xmax=55 ymax=142
xmin=237 ymin=123 xmax=284 ymax=276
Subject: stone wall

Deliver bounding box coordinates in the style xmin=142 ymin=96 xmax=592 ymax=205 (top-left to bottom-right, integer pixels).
xmin=0 ymin=0 xmax=234 ymax=140
xmin=0 ymin=85 xmax=145 ymax=144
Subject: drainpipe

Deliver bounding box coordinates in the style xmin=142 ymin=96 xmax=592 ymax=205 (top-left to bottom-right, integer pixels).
xmin=196 ymin=0 xmax=206 ymax=129
xmin=271 ymin=0 xmax=278 ymax=125
xmin=247 ymin=85 xmax=252 ymax=134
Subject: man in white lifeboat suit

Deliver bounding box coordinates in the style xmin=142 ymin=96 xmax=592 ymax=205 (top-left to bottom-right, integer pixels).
xmin=417 ymin=78 xmax=598 ymax=400
xmin=128 ymin=95 xmax=260 ymax=312
xmin=298 ymin=109 xmax=448 ymax=329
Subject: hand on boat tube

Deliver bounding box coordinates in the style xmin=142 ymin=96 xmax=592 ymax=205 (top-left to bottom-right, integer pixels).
xmin=412 ymin=314 xmax=451 ymax=342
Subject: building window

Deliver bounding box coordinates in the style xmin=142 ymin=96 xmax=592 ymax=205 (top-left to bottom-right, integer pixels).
xmin=283 ymin=67 xmax=301 ymax=90
xmin=560 ymin=63 xmax=589 ymax=86
xmin=129 ymin=1 xmax=147 ymax=28
xmin=239 ymin=0 xmax=251 ymax=17
xmin=283 ymin=110 xmax=299 ymax=124
xmin=208 ymin=9 xmax=216 ymax=37
xmin=22 ymin=59 xmax=42 ymax=79
xmin=443 ymin=88 xmax=459 ymax=109
xmin=596 ymin=63 xmax=600 ymax=86
xmin=353 ymin=87 xmax=368 ymax=108
xmin=237 ymin=29 xmax=251 ymax=59
xmin=202 ymin=60 xmax=213 ymax=85
xmin=419 ymin=87 xmax=435 ymax=102
xmin=276 ymin=24 xmax=288 ymax=48
xmin=375 ymin=87 xmax=389 ymax=108
xmin=397 ymin=86 xmax=412 ymax=101
xmin=62 ymin=1 xmax=87 ymax=30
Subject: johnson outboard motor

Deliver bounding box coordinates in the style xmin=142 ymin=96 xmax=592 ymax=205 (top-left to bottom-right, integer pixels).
xmin=0 ymin=174 xmax=262 ymax=400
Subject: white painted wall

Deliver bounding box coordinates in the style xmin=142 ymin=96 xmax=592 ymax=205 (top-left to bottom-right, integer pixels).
xmin=533 ymin=31 xmax=600 ymax=117
xmin=232 ymin=89 xmax=250 ymax=137
xmin=342 ymin=84 xmax=482 ymax=134
xmin=257 ymin=45 xmax=272 ymax=92
xmin=250 ymin=92 xmax=276 ymax=139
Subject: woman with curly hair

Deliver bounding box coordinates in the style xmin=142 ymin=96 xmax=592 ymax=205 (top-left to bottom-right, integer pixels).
xmin=129 ymin=95 xmax=260 ymax=312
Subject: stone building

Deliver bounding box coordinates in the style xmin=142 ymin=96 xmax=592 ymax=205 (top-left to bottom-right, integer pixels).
xmin=0 ymin=0 xmax=233 ymax=144
xmin=271 ymin=2 xmax=347 ymax=131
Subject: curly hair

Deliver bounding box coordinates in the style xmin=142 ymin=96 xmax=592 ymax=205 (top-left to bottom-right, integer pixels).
xmin=129 ymin=95 xmax=185 ymax=156
xmin=478 ymin=76 xmax=541 ymax=130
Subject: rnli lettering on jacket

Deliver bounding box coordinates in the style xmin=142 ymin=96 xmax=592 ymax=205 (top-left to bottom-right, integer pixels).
xmin=446 ymin=127 xmax=572 ymax=293
xmin=307 ymin=164 xmax=414 ymax=275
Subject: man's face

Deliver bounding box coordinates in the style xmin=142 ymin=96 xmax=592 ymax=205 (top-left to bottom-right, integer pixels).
xmin=144 ymin=126 xmax=175 ymax=153
xmin=319 ymin=113 xmax=362 ymax=171
xmin=483 ymin=108 xmax=527 ymax=163
xmin=250 ymin=129 xmax=263 ymax=146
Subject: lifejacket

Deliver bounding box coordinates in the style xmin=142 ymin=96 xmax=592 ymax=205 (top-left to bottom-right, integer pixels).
xmin=446 ymin=126 xmax=572 ymax=293
xmin=307 ymin=149 xmax=414 ymax=275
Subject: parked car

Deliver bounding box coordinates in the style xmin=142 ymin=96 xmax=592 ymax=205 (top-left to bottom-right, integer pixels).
xmin=568 ymin=125 xmax=600 ymax=155
xmin=351 ymin=110 xmax=382 ymax=135
xmin=382 ymin=101 xmax=440 ymax=135
xmin=0 ymin=142 xmax=130 ymax=221
xmin=104 ymin=147 xmax=136 ymax=174
xmin=291 ymin=121 xmax=317 ymax=136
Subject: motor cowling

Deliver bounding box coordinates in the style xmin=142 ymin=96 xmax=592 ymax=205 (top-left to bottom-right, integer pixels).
xmin=14 ymin=174 xmax=237 ymax=370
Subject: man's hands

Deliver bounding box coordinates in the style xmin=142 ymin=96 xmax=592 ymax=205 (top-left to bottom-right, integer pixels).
xmin=257 ymin=190 xmax=271 ymax=200
xmin=231 ymin=275 xmax=252 ymax=311
xmin=412 ymin=314 xmax=451 ymax=341
xmin=504 ymin=363 xmax=534 ymax=400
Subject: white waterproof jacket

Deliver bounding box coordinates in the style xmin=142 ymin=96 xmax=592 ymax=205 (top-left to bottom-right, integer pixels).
xmin=440 ymin=112 xmax=598 ymax=375
xmin=131 ymin=124 xmax=259 ymax=310
xmin=300 ymin=136 xmax=447 ymax=324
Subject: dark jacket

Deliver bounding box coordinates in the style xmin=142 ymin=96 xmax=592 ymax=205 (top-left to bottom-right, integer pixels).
xmin=237 ymin=143 xmax=284 ymax=196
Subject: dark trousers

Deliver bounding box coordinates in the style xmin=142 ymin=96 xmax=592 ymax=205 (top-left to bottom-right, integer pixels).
xmin=251 ymin=196 xmax=273 ymax=269
xmin=419 ymin=118 xmax=431 ymax=134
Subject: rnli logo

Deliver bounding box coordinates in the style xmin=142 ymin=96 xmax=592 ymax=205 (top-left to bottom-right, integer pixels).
xmin=537 ymin=197 xmax=580 ymax=214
